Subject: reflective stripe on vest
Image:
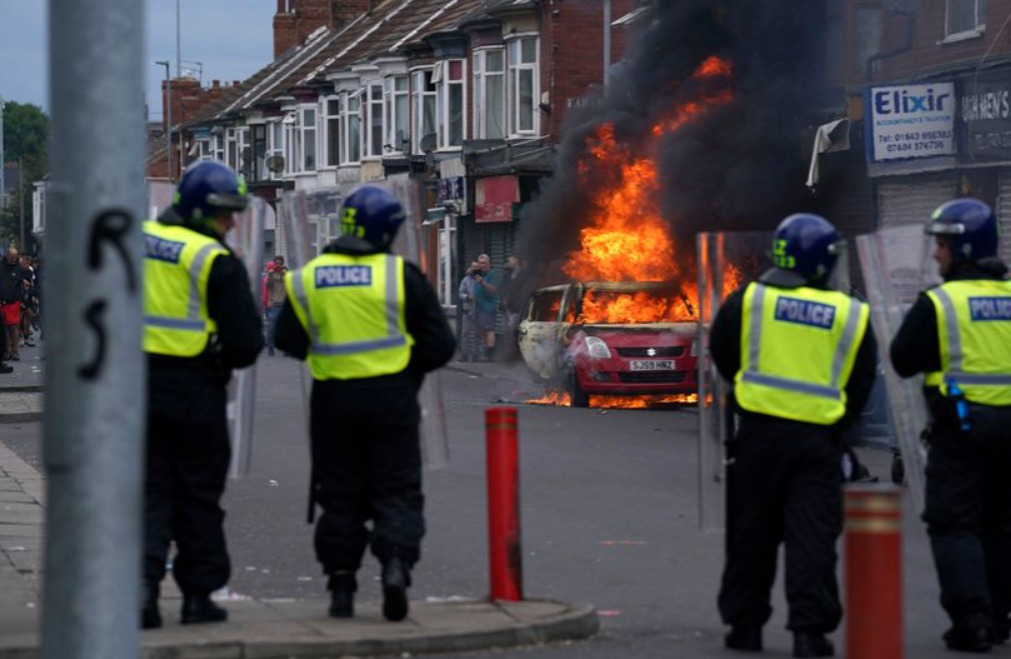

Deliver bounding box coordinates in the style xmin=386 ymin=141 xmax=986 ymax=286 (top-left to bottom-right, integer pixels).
xmin=925 ymin=280 xmax=1011 ymax=406
xmin=143 ymin=222 xmax=226 ymax=357
xmin=286 ymin=252 xmax=413 ymax=380
xmin=734 ymin=283 xmax=869 ymax=425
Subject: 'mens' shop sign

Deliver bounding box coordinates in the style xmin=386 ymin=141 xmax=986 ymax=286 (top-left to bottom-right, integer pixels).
xmin=958 ymin=73 xmax=1011 ymax=160
xmin=866 ymin=82 xmax=956 ymax=162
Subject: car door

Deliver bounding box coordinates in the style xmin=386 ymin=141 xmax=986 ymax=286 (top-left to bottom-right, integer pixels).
xmin=518 ymin=286 xmax=569 ymax=380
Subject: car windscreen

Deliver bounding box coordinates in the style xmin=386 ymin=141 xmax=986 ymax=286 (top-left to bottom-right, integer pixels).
xmin=579 ymin=287 xmax=696 ymax=324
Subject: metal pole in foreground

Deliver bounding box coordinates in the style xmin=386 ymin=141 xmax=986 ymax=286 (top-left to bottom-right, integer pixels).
xmin=0 ymin=96 xmax=5 ymax=207
xmin=486 ymin=407 xmax=523 ymax=601
xmin=44 ymin=0 xmax=146 ymax=657
xmin=845 ymin=484 xmax=903 ymax=659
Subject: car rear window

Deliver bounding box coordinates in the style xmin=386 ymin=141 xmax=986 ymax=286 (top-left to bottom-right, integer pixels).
xmin=528 ymin=290 xmax=564 ymax=322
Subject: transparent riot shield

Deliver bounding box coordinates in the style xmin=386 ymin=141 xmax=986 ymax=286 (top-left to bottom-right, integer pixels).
xmin=280 ymin=183 xmax=450 ymax=470
xmin=855 ymin=225 xmax=938 ymax=513
xmin=225 ymin=196 xmax=268 ymax=478
xmin=696 ymin=231 xmax=773 ymax=532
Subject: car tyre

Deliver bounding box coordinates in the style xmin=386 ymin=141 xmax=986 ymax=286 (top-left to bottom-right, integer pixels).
xmin=568 ymin=369 xmax=590 ymax=408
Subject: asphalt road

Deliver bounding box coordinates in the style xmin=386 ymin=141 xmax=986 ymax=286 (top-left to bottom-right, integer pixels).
xmin=2 ymin=357 xmax=957 ymax=658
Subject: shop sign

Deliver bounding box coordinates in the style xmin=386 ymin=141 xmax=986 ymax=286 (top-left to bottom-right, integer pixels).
xmin=866 ymin=82 xmax=956 ymax=162
xmin=958 ymin=74 xmax=1011 ymax=159
xmin=475 ymin=175 xmax=519 ymax=223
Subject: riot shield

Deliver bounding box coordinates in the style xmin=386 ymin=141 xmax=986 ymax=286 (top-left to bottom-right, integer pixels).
xmin=225 ymin=196 xmax=268 ymax=478
xmin=855 ymin=225 xmax=938 ymax=513
xmin=279 ymin=183 xmax=450 ymax=470
xmin=696 ymin=231 xmax=772 ymax=532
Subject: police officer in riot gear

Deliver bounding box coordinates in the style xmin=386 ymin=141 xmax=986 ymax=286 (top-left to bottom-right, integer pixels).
xmin=142 ymin=161 xmax=264 ymax=629
xmin=274 ymin=185 xmax=455 ymax=621
xmin=891 ymin=198 xmax=1011 ymax=652
xmin=710 ymin=214 xmax=877 ymax=657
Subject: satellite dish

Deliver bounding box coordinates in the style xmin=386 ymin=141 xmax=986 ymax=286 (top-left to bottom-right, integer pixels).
xmin=266 ymin=155 xmax=286 ymax=173
xmin=420 ymin=133 xmax=437 ymax=154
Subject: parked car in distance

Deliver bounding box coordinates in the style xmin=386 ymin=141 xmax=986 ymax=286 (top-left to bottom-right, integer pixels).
xmin=517 ymin=281 xmax=699 ymax=407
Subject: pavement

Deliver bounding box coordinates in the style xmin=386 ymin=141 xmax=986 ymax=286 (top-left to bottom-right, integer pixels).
xmin=0 ymin=345 xmax=600 ymax=659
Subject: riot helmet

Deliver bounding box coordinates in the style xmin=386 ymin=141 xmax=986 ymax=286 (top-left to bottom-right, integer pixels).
xmin=173 ymin=161 xmax=249 ymax=230
xmin=769 ymin=213 xmax=843 ymax=286
xmin=925 ymin=198 xmax=998 ymax=265
xmin=338 ymin=185 xmax=407 ymax=251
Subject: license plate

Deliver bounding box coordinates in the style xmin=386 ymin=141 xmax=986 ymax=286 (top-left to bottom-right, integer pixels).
xmin=629 ymin=360 xmax=675 ymax=371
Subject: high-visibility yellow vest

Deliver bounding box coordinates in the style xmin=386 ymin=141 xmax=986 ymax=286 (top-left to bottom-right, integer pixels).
xmin=735 ymin=283 xmax=869 ymax=425
xmin=143 ymin=221 xmax=227 ymax=357
xmin=285 ymin=252 xmax=414 ymax=381
xmin=925 ymin=279 xmax=1011 ymax=406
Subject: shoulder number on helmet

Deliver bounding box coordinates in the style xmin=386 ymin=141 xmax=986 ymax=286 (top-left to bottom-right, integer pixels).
xmin=772 ymin=239 xmax=796 ymax=270
xmin=340 ymin=208 xmax=366 ymax=239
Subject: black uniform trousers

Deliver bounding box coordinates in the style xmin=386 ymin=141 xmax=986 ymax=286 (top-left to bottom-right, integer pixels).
xmin=144 ymin=371 xmax=232 ymax=596
xmin=924 ymin=405 xmax=1011 ymax=629
xmin=719 ymin=417 xmax=843 ymax=634
xmin=310 ymin=376 xmax=425 ymax=575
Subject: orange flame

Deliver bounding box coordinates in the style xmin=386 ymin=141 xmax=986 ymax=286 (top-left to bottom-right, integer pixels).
xmin=564 ymin=56 xmax=737 ymax=325
xmin=526 ymin=391 xmax=699 ymax=408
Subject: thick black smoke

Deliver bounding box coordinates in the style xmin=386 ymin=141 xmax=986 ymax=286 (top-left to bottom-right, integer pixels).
xmin=518 ymin=0 xmax=827 ymax=280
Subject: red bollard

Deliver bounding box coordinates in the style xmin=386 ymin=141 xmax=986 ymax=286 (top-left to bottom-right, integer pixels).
xmin=845 ymin=484 xmax=903 ymax=659
xmin=485 ymin=407 xmax=523 ymax=601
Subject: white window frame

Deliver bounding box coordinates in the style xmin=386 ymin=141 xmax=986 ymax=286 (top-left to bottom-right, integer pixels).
xmin=436 ymin=59 xmax=467 ymax=149
xmin=507 ymin=35 xmax=540 ymax=138
xmin=384 ymin=75 xmax=410 ymax=155
xmin=235 ymin=127 xmax=249 ymax=177
xmin=473 ymin=47 xmax=506 ymax=140
xmin=225 ymin=128 xmax=237 ymax=169
xmin=267 ymin=119 xmax=285 ymax=180
xmin=359 ymin=83 xmax=384 ymax=159
xmin=196 ymin=138 xmax=212 ymax=161
xmin=946 ymin=0 xmax=985 ymax=38
xmin=411 ymin=67 xmax=438 ymax=154
xmin=212 ymin=133 xmax=225 ymax=162
xmin=300 ymin=105 xmax=317 ymax=172
xmin=342 ymin=91 xmax=362 ymax=165
xmin=323 ymin=95 xmax=341 ymax=168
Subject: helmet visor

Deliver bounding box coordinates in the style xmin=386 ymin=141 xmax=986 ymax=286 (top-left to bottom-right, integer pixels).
xmin=207 ymin=192 xmax=249 ymax=212
xmin=925 ymin=222 xmax=965 ymax=236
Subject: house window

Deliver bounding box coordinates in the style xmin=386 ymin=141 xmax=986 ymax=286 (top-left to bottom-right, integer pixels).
xmin=252 ymin=125 xmax=267 ymax=180
xmin=268 ymin=120 xmax=284 ymax=180
xmin=213 ymin=133 xmax=225 ymax=162
xmin=301 ymin=106 xmax=317 ymax=171
xmin=225 ymin=128 xmax=237 ymax=169
xmin=947 ymin=0 xmax=985 ymax=35
xmin=283 ymin=113 xmax=300 ymax=174
xmin=436 ymin=59 xmax=466 ymax=148
xmin=412 ymin=69 xmax=437 ymax=153
xmin=196 ymin=139 xmax=212 ymax=161
xmin=359 ymin=84 xmax=384 ymax=158
xmin=507 ymin=36 xmax=539 ymax=136
xmin=384 ymin=76 xmax=410 ymax=154
xmin=343 ymin=92 xmax=362 ymax=164
xmin=474 ymin=48 xmax=506 ymax=140
xmin=324 ymin=97 xmax=340 ymax=167
xmin=235 ymin=127 xmax=249 ymax=178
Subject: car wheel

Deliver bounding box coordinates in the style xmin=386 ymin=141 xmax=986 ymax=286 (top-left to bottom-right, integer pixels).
xmin=568 ymin=369 xmax=590 ymax=408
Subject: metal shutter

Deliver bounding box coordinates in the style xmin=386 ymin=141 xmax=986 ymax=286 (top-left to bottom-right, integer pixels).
xmin=996 ymin=170 xmax=1011 ymax=264
xmin=877 ymin=174 xmax=956 ymax=229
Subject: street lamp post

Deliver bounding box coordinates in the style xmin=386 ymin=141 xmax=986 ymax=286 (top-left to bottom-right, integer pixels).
xmin=156 ymin=60 xmax=172 ymax=181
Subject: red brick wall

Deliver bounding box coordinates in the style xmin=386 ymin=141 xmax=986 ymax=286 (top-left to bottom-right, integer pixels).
xmin=274 ymin=0 xmax=372 ymax=58
xmin=542 ymin=0 xmax=637 ymax=139
xmin=874 ymin=0 xmax=1011 ymax=82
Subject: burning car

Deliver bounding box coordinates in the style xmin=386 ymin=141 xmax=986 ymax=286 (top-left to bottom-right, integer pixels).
xmin=518 ymin=281 xmax=698 ymax=407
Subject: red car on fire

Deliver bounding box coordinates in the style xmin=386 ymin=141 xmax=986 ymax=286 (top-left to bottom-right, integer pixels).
xmin=517 ymin=281 xmax=698 ymax=407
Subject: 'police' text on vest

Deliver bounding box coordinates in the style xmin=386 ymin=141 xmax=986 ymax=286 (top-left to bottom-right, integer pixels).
xmin=969 ymin=297 xmax=1011 ymax=321
xmin=774 ymin=297 xmax=837 ymax=330
xmin=145 ymin=235 xmax=185 ymax=264
xmin=315 ymin=265 xmax=373 ymax=288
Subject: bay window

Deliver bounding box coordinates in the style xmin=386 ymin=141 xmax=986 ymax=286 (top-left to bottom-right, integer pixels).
xmin=411 ymin=69 xmax=437 ymax=153
xmin=384 ymin=76 xmax=410 ymax=154
xmin=225 ymin=128 xmax=237 ymax=170
xmin=361 ymin=84 xmax=384 ymax=158
xmin=301 ymin=106 xmax=317 ymax=171
xmin=324 ymin=97 xmax=340 ymax=167
xmin=436 ymin=59 xmax=466 ymax=148
xmin=507 ymin=36 xmax=539 ymax=137
xmin=343 ymin=92 xmax=362 ymax=164
xmin=474 ymin=48 xmax=506 ymax=140
xmin=268 ymin=120 xmax=284 ymax=180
